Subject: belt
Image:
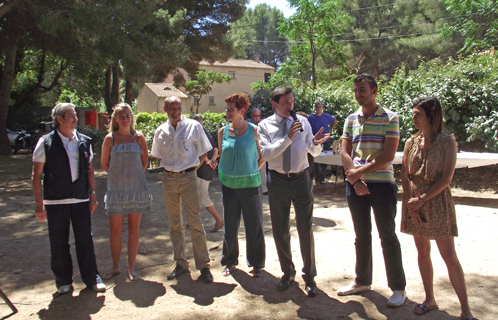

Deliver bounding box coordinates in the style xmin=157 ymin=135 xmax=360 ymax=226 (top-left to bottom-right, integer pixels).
xmin=165 ymin=167 xmax=196 ymax=174
xmin=270 ymin=169 xmax=307 ymax=178
xmin=410 ymin=176 xmax=434 ymax=185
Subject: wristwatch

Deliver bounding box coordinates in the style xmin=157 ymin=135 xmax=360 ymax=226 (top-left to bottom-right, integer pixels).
xmin=418 ymin=195 xmax=424 ymax=204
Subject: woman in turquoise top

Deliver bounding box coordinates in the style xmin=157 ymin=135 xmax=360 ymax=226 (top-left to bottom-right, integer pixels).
xmin=218 ymin=93 xmax=266 ymax=278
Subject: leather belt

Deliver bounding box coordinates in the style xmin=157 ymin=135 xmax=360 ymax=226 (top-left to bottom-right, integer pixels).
xmin=270 ymin=169 xmax=307 ymax=178
xmin=410 ymin=176 xmax=433 ymax=185
xmin=165 ymin=167 xmax=196 ymax=174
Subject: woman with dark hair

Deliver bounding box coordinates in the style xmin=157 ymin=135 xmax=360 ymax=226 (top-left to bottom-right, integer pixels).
xmin=401 ymin=97 xmax=476 ymax=319
xmin=101 ymin=103 xmax=153 ymax=281
xmin=218 ymin=93 xmax=266 ymax=278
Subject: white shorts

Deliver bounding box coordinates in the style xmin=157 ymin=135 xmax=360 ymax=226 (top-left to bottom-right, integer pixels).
xmin=197 ymin=177 xmax=213 ymax=208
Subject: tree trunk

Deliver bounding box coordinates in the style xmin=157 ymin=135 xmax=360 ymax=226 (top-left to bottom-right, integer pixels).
xmin=0 ymin=27 xmax=21 ymax=155
xmin=104 ymin=66 xmax=112 ymax=114
xmin=124 ymin=79 xmax=133 ymax=105
xmin=110 ymin=61 xmax=120 ymax=106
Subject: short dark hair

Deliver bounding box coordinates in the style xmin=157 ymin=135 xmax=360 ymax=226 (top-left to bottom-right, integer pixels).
xmin=413 ymin=96 xmax=444 ymax=134
xmin=271 ymin=87 xmax=293 ymax=103
xmin=354 ymin=73 xmax=377 ymax=89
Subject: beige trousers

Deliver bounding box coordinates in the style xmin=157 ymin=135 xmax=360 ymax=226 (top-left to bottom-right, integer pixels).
xmin=161 ymin=170 xmax=210 ymax=270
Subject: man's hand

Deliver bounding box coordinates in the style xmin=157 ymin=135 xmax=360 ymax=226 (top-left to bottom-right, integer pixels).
xmin=353 ymin=180 xmax=370 ymax=196
xmin=288 ymin=120 xmax=303 ymax=139
xmin=345 ymin=168 xmax=363 ymax=185
xmin=89 ymin=194 xmax=98 ymax=214
xmin=35 ymin=204 xmax=47 ymax=222
xmin=313 ymin=127 xmax=331 ymax=145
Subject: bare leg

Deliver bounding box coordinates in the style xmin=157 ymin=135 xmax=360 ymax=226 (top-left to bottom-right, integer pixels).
xmin=205 ymin=205 xmax=223 ymax=223
xmin=414 ymin=236 xmax=437 ymax=307
xmin=436 ymin=237 xmax=473 ymax=319
xmin=105 ymin=215 xmax=125 ymax=279
xmin=127 ymin=213 xmax=142 ymax=281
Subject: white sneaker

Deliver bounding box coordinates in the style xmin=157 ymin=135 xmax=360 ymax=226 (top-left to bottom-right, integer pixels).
xmin=387 ymin=290 xmax=407 ymax=307
xmin=57 ymin=285 xmax=73 ymax=294
xmin=93 ymin=274 xmax=106 ymax=293
xmin=337 ymin=282 xmax=371 ymax=296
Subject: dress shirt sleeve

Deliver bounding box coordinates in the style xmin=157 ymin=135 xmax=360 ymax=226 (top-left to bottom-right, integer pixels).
xmin=195 ymin=123 xmax=213 ymax=156
xmin=150 ymin=126 xmax=163 ymax=159
xmin=302 ymin=117 xmax=322 ymax=157
xmin=257 ymin=120 xmax=292 ymax=161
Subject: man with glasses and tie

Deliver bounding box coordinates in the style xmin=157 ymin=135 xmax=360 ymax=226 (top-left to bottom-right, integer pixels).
xmin=257 ymin=87 xmax=329 ymax=297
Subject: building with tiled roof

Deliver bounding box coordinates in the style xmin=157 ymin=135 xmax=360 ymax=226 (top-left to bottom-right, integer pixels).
xmin=141 ymin=58 xmax=274 ymax=114
xmin=136 ymin=83 xmax=191 ymax=114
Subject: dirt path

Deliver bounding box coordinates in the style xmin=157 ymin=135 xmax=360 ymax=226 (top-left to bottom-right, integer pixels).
xmin=1 ymin=152 xmax=497 ymax=319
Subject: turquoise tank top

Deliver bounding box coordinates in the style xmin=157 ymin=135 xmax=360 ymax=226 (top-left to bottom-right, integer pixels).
xmin=218 ymin=123 xmax=261 ymax=189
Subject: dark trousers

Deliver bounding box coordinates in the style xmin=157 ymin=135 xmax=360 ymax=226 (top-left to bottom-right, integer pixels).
xmin=46 ymin=202 xmax=99 ymax=288
xmin=346 ymin=182 xmax=406 ymax=290
xmin=313 ymin=141 xmax=331 ymax=182
xmin=267 ymin=170 xmax=316 ymax=280
xmin=221 ymin=185 xmax=266 ymax=268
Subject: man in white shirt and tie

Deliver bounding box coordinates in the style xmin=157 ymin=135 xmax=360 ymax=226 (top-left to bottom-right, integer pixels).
xmin=151 ymin=96 xmax=214 ymax=283
xmin=257 ymin=87 xmax=329 ymax=297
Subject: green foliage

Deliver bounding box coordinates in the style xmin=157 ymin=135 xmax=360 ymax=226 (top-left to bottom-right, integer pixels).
xmin=441 ymin=0 xmax=498 ymax=53
xmin=278 ymin=0 xmax=350 ymax=89
xmin=380 ymin=53 xmax=498 ymax=151
xmin=228 ymin=4 xmax=289 ymax=68
xmin=176 ymin=70 xmax=232 ymax=114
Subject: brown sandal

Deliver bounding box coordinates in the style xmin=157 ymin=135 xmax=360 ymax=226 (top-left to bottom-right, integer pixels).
xmin=414 ymin=304 xmax=438 ymax=315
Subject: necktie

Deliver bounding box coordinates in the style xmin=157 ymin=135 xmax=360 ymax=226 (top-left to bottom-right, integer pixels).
xmin=282 ymin=118 xmax=291 ymax=173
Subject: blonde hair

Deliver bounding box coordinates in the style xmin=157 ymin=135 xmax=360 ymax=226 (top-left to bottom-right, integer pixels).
xmin=109 ymin=103 xmax=136 ymax=134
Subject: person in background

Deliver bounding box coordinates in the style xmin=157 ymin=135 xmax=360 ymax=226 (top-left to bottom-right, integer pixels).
xmin=32 ymin=103 xmax=106 ymax=294
xmin=308 ymin=102 xmax=337 ymax=184
xmin=338 ymin=74 xmax=406 ymax=308
xmin=191 ymin=114 xmax=224 ymax=232
xmin=246 ymin=107 xmax=268 ymax=194
xmin=401 ymin=97 xmax=476 ymax=320
xmin=296 ymin=111 xmax=315 ymax=181
xmin=258 ymin=87 xmax=329 ymax=297
xmin=218 ymin=94 xmax=266 ymax=278
xmin=151 ymin=96 xmax=214 ymax=284
xmin=101 ymin=103 xmax=153 ymax=281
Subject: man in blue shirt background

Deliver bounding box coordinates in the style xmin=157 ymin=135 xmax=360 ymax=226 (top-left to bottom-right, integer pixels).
xmin=308 ymin=102 xmax=337 ymax=184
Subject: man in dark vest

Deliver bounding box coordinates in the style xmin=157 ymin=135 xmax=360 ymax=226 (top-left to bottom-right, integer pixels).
xmin=32 ymin=103 xmax=106 ymax=294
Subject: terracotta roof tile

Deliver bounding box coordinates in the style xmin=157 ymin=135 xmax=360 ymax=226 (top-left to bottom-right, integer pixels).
xmin=199 ymin=59 xmax=274 ymax=70
xmin=144 ymin=83 xmax=188 ymax=98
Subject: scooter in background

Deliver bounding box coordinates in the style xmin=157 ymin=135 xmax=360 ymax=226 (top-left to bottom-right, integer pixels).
xmin=13 ymin=130 xmax=39 ymax=154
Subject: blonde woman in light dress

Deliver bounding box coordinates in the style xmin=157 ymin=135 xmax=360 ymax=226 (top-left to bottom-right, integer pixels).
xmin=401 ymin=97 xmax=476 ymax=320
xmin=101 ymin=103 xmax=152 ymax=281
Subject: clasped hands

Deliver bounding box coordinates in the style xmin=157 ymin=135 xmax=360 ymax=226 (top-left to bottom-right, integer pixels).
xmin=346 ymin=169 xmax=370 ymax=196
xmin=406 ymin=197 xmax=425 ymax=225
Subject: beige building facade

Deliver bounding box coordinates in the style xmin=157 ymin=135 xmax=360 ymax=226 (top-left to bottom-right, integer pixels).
xmin=136 ymin=83 xmax=191 ymax=114
xmin=138 ymin=58 xmax=274 ymax=115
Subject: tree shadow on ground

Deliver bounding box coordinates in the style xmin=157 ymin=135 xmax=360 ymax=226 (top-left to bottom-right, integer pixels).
xmin=170 ymin=274 xmax=237 ymax=306
xmin=113 ymin=278 xmax=166 ymax=308
xmin=231 ymin=270 xmax=376 ymax=319
xmin=37 ymin=288 xmax=104 ymax=320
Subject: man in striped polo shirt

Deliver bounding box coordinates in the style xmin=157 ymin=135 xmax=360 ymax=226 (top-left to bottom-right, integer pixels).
xmin=338 ymin=74 xmax=407 ymax=307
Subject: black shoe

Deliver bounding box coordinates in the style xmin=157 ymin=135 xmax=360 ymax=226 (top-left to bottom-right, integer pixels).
xmin=167 ymin=265 xmax=189 ymax=280
xmin=305 ymin=280 xmax=318 ymax=297
xmin=277 ymin=274 xmax=295 ymax=291
xmin=200 ymin=268 xmax=213 ymax=283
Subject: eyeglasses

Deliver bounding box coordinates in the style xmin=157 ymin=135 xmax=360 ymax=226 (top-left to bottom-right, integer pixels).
xmin=226 ymin=107 xmax=237 ymax=112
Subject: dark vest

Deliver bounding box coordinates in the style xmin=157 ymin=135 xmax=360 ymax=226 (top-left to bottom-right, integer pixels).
xmin=42 ymin=130 xmax=92 ymax=200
